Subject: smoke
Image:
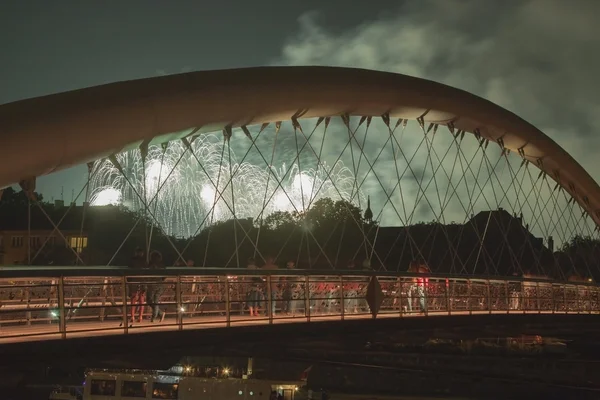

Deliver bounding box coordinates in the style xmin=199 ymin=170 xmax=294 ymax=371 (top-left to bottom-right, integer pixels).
xmin=267 ymin=0 xmax=600 ymax=242
xmin=274 ymin=0 xmax=600 ymax=184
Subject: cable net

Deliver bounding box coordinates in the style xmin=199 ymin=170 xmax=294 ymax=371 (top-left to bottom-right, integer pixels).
xmin=50 ymin=116 xmax=600 ymax=279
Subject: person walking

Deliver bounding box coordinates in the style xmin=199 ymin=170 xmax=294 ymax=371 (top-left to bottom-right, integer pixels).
xmin=247 ymin=258 xmax=262 ymax=316
xmin=281 ymin=260 xmax=296 ymax=315
xmin=127 ymin=247 xmax=147 ymax=324
xmin=262 ymin=256 xmax=279 ymax=316
xmin=147 ymin=250 xmax=167 ymax=323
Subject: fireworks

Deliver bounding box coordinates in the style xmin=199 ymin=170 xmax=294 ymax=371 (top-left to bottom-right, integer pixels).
xmin=89 ymin=133 xmax=362 ymax=238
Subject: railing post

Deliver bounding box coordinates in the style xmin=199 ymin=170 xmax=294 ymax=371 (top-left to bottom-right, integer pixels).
xmin=176 ymin=276 xmax=183 ymax=330
xmin=467 ymin=280 xmax=472 ymax=315
xmin=563 ymin=284 xmax=568 ymax=314
xmin=445 ymin=278 xmax=450 ymax=316
xmin=99 ymin=278 xmax=108 ymax=322
xmin=522 ymin=282 xmax=526 ymax=315
xmin=505 ymin=281 xmax=510 ymax=314
xmin=424 ymin=278 xmax=429 ymax=317
xmin=575 ymin=285 xmax=581 ymax=315
xmin=304 ymin=276 xmax=311 ymax=322
xmin=399 ymin=278 xmax=405 ymax=318
xmin=58 ymin=277 xmax=66 ymax=339
xmin=25 ymin=286 xmax=31 ymax=326
xmin=121 ymin=276 xmax=128 ymax=334
xmin=486 ymin=280 xmax=491 ymax=314
xmin=267 ymin=275 xmax=273 ymax=325
xmin=340 ymin=276 xmax=345 ymax=321
xmin=536 ymin=282 xmax=541 ymax=314
xmin=225 ymin=276 xmax=231 ymax=328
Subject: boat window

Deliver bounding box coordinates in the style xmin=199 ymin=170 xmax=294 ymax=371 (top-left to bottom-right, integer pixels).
xmin=152 ymin=382 xmax=178 ymax=399
xmin=122 ymin=381 xmax=147 ymax=398
xmin=90 ymin=379 xmax=116 ymax=396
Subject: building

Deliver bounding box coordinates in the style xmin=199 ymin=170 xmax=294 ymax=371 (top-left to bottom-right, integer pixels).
xmin=0 ymin=199 xmax=89 ymax=266
xmin=0 ymin=228 xmax=88 ymax=266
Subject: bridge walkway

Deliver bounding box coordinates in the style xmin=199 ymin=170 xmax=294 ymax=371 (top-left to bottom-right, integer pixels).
xmin=0 ymin=268 xmax=597 ymax=344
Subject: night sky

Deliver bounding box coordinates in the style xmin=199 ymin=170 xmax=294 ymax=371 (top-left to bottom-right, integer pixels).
xmin=1 ymin=0 xmax=599 ymax=205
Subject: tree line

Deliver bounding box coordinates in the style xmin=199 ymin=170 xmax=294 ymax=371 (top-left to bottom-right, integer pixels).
xmin=0 ymin=187 xmax=598 ymax=281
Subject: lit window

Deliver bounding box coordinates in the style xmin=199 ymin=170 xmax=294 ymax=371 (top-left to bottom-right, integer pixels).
xmin=68 ymin=236 xmax=88 ymax=253
xmin=152 ymin=383 xmax=178 ymax=399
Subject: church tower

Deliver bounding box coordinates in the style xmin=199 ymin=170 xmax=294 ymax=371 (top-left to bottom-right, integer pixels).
xmin=364 ymin=195 xmax=373 ymax=223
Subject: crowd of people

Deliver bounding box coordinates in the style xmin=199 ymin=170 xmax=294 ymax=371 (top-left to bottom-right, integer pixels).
xmin=125 ymin=249 xmax=379 ymax=322
xmin=127 ymin=247 xmax=168 ymax=324
xmin=121 ymin=249 xmax=595 ymax=327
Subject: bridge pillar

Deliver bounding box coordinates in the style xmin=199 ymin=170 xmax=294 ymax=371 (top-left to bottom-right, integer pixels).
xmin=365 ymin=276 xmax=384 ymax=319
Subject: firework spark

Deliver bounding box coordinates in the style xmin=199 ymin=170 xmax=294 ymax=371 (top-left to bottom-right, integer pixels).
xmin=90 ymin=133 xmax=362 ymax=237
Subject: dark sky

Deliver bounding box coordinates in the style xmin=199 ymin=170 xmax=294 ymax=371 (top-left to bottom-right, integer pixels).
xmin=0 ymin=1 xmax=396 ymax=102
xmin=1 ymin=0 xmax=599 ymax=203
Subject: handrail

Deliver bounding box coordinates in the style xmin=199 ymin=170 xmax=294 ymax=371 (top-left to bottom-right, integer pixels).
xmin=0 ymin=271 xmax=597 ymax=344
xmin=0 ymin=266 xmax=596 ymax=287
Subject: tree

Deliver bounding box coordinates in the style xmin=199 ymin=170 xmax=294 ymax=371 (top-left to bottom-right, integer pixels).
xmin=560 ymin=235 xmax=600 ymax=253
xmin=333 ymin=199 xmax=363 ymax=225
xmin=0 ymin=187 xmax=44 ymax=207
xmin=262 ymin=211 xmax=299 ymax=230
xmin=304 ymin=198 xmax=336 ymax=229
xmin=263 ymin=198 xmax=369 ymax=268
xmin=84 ymin=205 xmax=169 ymax=265
xmin=304 ymin=198 xmax=364 ymax=229
xmin=0 ymin=188 xmax=47 ymax=230
xmin=559 ymin=235 xmax=600 ymax=280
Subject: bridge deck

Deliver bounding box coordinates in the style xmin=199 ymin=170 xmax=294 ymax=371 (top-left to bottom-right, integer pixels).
xmin=0 ymin=310 xmax=583 ymax=345
xmin=0 ymin=270 xmax=598 ymax=344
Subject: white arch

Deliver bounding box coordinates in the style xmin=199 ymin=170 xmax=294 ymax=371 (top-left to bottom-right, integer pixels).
xmin=1 ymin=66 xmax=599 ymax=225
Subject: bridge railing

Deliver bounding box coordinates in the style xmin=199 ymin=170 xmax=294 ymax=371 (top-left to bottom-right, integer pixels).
xmin=0 ymin=269 xmax=598 ymax=341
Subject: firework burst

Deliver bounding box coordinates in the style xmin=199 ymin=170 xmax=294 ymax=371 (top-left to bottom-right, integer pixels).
xmin=90 ymin=133 xmax=362 ymax=237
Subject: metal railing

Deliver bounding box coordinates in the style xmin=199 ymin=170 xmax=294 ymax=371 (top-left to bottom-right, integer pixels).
xmin=0 ymin=268 xmax=598 ymax=342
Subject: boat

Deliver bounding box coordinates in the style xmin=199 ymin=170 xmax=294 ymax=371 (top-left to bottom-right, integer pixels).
xmin=82 ymin=359 xmax=304 ymax=399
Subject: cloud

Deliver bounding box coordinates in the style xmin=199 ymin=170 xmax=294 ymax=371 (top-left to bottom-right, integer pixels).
xmin=275 ymin=0 xmax=600 ymax=179
xmin=271 ymin=0 xmax=600 ymax=240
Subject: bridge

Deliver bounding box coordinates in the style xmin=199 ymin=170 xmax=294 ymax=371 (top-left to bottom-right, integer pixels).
xmin=1 ymin=66 xmax=600 ymax=350
xmin=0 ymin=267 xmax=598 ymax=344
